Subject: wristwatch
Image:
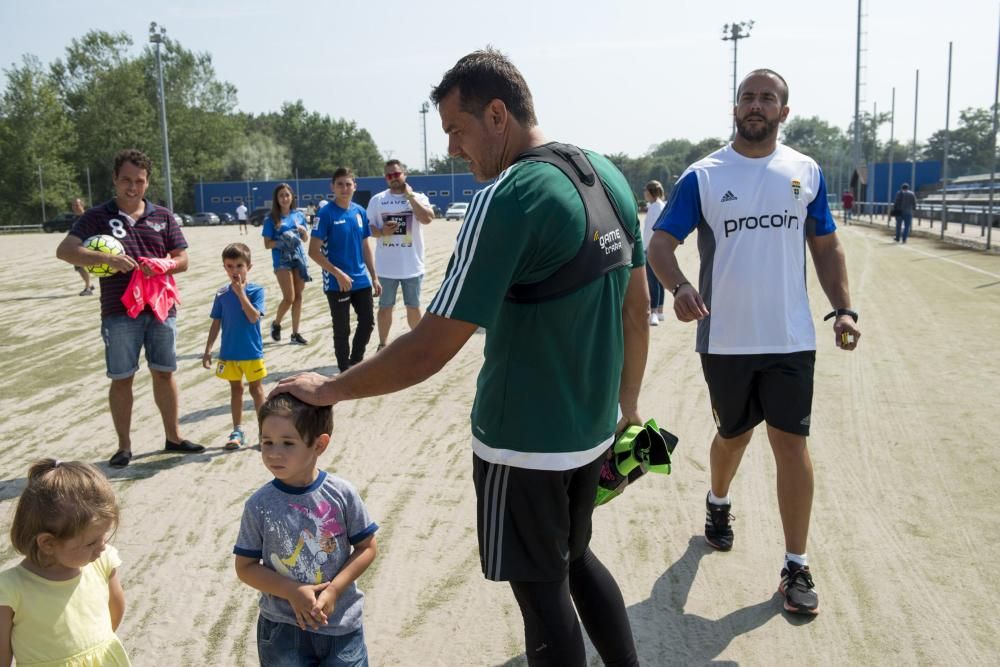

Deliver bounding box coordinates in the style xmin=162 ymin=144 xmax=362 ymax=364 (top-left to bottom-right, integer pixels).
xmin=671 ymin=281 xmax=690 ymax=297
xmin=824 ymin=308 xmax=859 ymax=323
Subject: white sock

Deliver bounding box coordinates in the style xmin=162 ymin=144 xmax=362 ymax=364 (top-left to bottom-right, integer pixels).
xmin=708 ymin=490 xmax=730 ymax=506
xmin=785 ymin=552 xmax=808 ymax=568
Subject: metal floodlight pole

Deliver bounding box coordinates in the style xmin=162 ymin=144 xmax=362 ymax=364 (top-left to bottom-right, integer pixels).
xmin=420 ymin=101 xmax=430 ymax=173
xmin=987 ymin=7 xmax=999 ymax=249
xmin=722 ymin=20 xmax=754 ymax=140
xmin=887 ymin=87 xmax=895 ymax=222
xmin=941 ymin=41 xmax=953 ymax=238
xmin=149 ymin=22 xmax=173 ymax=211
xmin=86 ymin=166 xmax=93 ymax=207
xmin=852 ymin=0 xmax=863 ymax=195
xmin=912 ymin=69 xmax=919 ymax=223
xmin=38 ymin=164 xmax=46 ymax=222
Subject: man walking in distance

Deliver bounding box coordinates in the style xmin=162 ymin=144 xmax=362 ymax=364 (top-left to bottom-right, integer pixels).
xmin=366 ymin=160 xmax=435 ymax=350
xmin=274 ymin=48 xmax=648 ymax=665
xmin=309 ymin=167 xmax=381 ymax=372
xmin=892 ymin=182 xmax=917 ymax=243
xmin=236 ymin=200 xmax=248 ymax=235
xmin=70 ymin=197 xmax=94 ymax=296
xmin=648 ymin=69 xmax=861 ymax=616
xmin=56 ymin=149 xmax=205 ymax=468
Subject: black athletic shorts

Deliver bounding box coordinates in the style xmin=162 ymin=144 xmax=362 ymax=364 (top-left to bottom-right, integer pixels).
xmin=700 ymin=351 xmax=815 ymax=438
xmin=472 ymin=452 xmax=603 ymax=582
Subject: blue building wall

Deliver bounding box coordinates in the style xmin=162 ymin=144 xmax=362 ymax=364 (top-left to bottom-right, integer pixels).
xmin=864 ymin=161 xmax=941 ymax=203
xmin=193 ymin=174 xmax=483 ymax=215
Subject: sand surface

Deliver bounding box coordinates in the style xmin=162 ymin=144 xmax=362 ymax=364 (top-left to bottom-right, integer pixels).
xmin=1 ymin=218 xmax=998 ymax=665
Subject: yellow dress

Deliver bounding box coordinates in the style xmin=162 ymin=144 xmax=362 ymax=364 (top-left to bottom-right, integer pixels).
xmin=0 ymin=545 xmax=131 ymax=666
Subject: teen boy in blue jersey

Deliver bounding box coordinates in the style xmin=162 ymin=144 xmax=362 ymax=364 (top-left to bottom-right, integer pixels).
xmin=273 ymin=48 xmax=649 ymax=666
xmin=309 ymin=168 xmax=381 ymax=373
xmin=648 ymin=69 xmax=862 ymax=616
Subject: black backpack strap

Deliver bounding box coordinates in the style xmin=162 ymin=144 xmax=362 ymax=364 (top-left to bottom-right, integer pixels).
xmin=506 ymin=143 xmax=634 ymax=304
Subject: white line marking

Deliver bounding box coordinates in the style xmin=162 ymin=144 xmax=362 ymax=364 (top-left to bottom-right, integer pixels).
xmin=903 ymin=245 xmax=1000 ymax=280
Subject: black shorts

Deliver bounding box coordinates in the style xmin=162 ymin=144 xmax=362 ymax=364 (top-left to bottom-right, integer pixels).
xmin=472 ymin=452 xmax=603 ymax=583
xmin=700 ymin=351 xmax=815 ymax=438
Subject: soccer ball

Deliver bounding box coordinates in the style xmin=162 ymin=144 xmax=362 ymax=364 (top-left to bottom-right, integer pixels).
xmin=83 ymin=235 xmax=125 ymax=277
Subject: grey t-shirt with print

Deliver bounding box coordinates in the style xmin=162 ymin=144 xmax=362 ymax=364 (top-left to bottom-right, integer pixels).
xmin=234 ymin=471 xmax=378 ymax=635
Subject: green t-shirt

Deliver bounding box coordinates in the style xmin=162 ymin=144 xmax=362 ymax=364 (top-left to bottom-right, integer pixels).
xmin=427 ymin=149 xmax=644 ymax=470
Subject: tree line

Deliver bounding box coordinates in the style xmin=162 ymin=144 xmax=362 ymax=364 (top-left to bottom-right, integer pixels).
xmin=1 ymin=30 xmax=995 ymax=224
xmin=0 ymin=31 xmax=383 ymax=225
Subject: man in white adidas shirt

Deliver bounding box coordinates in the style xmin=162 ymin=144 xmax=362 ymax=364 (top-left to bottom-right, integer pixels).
xmin=648 ymin=69 xmax=861 ymax=617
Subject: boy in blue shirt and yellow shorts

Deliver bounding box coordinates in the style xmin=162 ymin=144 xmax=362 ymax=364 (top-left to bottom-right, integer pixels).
xmin=202 ymin=243 xmax=267 ymax=449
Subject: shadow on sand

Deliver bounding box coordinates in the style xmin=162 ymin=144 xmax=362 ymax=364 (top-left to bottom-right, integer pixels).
xmin=493 ymin=535 xmax=797 ymax=666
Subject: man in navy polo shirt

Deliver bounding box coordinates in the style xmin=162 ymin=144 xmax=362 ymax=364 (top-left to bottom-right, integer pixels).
xmin=308 ymin=167 xmax=381 ymax=372
xmin=57 ymin=148 xmax=205 ymax=468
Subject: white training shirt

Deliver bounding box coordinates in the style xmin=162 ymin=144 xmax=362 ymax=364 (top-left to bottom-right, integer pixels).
xmin=655 ymin=143 xmax=836 ymax=355
xmin=642 ymin=198 xmax=665 ymax=247
xmin=366 ymin=189 xmax=431 ymax=279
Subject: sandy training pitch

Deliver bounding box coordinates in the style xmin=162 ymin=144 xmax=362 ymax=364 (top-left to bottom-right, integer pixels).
xmin=1 ymin=219 xmax=998 ymax=665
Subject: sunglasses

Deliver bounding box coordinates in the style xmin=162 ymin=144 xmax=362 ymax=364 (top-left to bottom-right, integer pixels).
xmin=385 ymin=172 xmax=403 ymax=179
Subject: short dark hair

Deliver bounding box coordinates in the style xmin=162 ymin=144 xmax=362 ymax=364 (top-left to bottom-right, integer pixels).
xmin=332 ymin=167 xmax=355 ymax=182
xmin=737 ymin=69 xmax=790 ymax=106
xmin=258 ymin=394 xmax=332 ymax=445
xmin=384 ymin=159 xmax=405 ymax=172
xmin=430 ymin=47 xmax=538 ymax=127
xmin=113 ymin=149 xmax=153 ymax=178
xmin=222 ymin=242 xmax=252 ymax=264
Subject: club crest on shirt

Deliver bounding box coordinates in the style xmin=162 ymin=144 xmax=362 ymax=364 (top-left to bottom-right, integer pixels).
xmin=356 ymin=213 xmax=363 ymax=228
xmin=791 ymin=178 xmax=801 ymax=200
xmin=146 ymin=219 xmax=165 ymax=232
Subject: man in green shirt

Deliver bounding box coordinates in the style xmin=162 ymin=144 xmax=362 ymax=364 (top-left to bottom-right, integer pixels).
xmin=273 ymin=48 xmax=649 ymax=665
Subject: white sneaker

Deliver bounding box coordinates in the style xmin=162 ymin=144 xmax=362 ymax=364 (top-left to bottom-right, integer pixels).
xmin=649 ymin=314 xmax=660 ymax=326
xmin=657 ymin=312 xmax=665 ymax=321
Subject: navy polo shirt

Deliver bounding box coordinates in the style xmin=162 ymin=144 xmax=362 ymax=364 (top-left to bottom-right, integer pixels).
xmin=70 ymin=199 xmax=188 ymax=318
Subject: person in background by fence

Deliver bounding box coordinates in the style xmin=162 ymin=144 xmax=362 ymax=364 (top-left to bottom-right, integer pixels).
xmin=71 ymin=198 xmax=94 ymax=296
xmin=893 ymin=183 xmax=916 ymax=244
xmin=841 ymin=190 xmax=854 ymax=224
xmin=642 ymin=180 xmax=666 ymax=326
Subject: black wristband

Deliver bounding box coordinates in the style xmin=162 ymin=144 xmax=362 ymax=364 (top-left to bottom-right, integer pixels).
xmin=824 ymin=308 xmax=858 ymax=323
xmin=671 ymin=281 xmax=691 ymax=297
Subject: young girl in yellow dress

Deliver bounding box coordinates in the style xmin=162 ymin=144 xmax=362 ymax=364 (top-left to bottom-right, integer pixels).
xmin=0 ymin=459 xmax=130 ymax=666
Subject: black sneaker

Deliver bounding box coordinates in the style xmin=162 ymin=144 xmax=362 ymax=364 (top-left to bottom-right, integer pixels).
xmin=779 ymin=562 xmax=819 ymax=615
xmin=289 ymin=333 xmax=308 ymax=345
xmin=704 ymin=492 xmax=734 ymax=551
xmin=271 ymin=321 xmax=281 ymax=341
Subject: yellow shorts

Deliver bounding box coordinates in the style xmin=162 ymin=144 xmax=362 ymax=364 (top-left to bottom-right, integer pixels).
xmin=215 ymin=359 xmax=267 ymax=382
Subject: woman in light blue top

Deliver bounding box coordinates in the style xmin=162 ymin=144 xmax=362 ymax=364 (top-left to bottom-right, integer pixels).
xmin=261 ymin=183 xmax=311 ymax=345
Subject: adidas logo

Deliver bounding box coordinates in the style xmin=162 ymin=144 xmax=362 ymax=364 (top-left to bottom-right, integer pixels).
xmin=720 ymin=190 xmax=738 ymax=203
xmin=800 ymin=415 xmax=811 ymax=426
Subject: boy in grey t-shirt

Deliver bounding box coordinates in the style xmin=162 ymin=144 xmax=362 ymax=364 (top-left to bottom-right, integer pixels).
xmin=234 ymin=394 xmax=378 ymax=665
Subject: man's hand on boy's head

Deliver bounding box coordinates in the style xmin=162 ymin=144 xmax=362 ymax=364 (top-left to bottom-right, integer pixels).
xmin=269 ymin=371 xmax=337 ymax=405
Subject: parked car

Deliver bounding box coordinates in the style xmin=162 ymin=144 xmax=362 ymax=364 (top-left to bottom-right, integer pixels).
xmin=445 ymin=202 xmax=469 ymax=221
xmin=193 ymin=212 xmax=221 ymax=226
xmin=219 ymin=212 xmax=235 ymax=224
xmin=172 ymin=213 xmax=185 ymax=227
xmin=42 ymin=212 xmax=77 ymax=233
xmin=248 ymin=207 xmax=270 ymax=227
xmin=176 ymin=212 xmax=194 ymax=226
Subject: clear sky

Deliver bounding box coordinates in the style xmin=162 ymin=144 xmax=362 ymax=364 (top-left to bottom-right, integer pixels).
xmin=2 ymin=0 xmax=996 ymax=171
